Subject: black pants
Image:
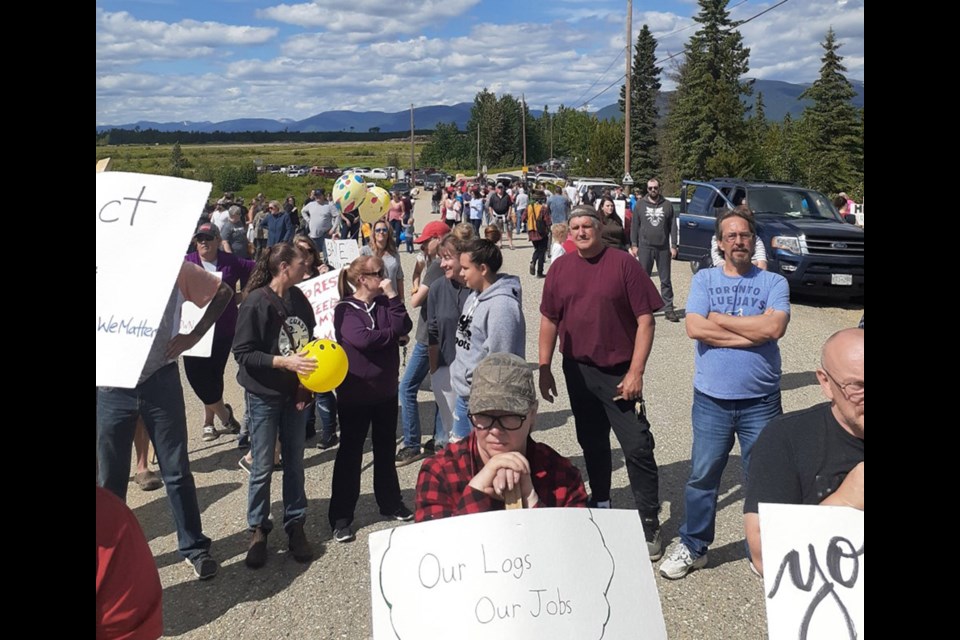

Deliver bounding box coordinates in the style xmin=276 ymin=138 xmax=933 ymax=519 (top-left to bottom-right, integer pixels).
xmin=328 ymin=396 xmax=403 ymax=528
xmin=182 ymin=333 xmax=233 ymax=405
xmin=562 ymin=358 xmax=660 ymax=521
xmin=637 ymin=245 xmax=674 ymax=310
xmin=531 ymin=238 xmax=548 ymax=275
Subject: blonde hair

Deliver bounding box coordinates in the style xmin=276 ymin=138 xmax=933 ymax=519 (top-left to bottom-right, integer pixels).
xmin=551 ymin=223 xmax=568 ymax=244
xmin=338 ymin=255 xmax=383 ymax=298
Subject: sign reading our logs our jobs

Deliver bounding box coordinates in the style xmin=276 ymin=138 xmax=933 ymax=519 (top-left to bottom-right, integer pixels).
xmin=96 ymin=172 xmax=212 ymax=388
xmin=369 ymin=509 xmax=667 ymax=640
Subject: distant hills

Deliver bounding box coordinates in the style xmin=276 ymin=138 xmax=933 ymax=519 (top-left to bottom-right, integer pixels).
xmin=96 ymin=79 xmax=863 ymax=133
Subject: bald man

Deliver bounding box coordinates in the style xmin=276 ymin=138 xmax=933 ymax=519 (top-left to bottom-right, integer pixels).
xmin=742 ymin=328 xmax=864 ymax=575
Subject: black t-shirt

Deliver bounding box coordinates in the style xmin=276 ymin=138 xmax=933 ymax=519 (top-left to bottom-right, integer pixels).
xmin=489 ymin=193 xmax=512 ymax=216
xmin=744 ymin=402 xmax=864 ymax=513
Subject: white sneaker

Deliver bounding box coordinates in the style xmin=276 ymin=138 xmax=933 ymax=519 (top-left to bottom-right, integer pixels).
xmin=201 ymin=425 xmax=219 ymax=442
xmin=659 ymin=543 xmax=707 ymax=580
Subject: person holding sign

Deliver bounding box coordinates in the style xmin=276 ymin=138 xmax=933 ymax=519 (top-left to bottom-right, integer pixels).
xmin=232 ymin=242 xmax=318 ymax=569
xmin=743 ymin=328 xmax=864 ymax=575
xmin=415 ymin=353 xmax=587 ymax=521
xmin=328 ymin=255 xmax=414 ymax=543
xmin=97 ymin=261 xmax=234 ymax=581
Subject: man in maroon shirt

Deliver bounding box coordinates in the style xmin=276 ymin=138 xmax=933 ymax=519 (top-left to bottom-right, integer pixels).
xmin=538 ymin=205 xmax=665 ymax=560
xmin=415 ymin=353 xmax=587 ymax=521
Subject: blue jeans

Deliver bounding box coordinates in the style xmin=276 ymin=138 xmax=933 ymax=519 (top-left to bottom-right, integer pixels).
xmin=246 ymin=392 xmax=309 ymax=534
xmin=97 ymin=363 xmax=210 ymax=561
xmin=399 ymin=342 xmax=443 ymax=448
xmin=315 ymin=391 xmax=338 ymax=441
xmin=680 ymin=388 xmax=782 ymax=557
xmin=452 ymin=395 xmax=472 ymax=440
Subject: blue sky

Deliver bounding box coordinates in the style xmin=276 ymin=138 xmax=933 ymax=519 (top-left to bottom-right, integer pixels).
xmin=96 ymin=0 xmax=864 ymax=125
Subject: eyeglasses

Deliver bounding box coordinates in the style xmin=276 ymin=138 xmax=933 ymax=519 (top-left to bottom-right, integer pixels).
xmin=722 ymin=232 xmax=754 ymax=242
xmin=820 ymin=368 xmax=864 ymax=402
xmin=647 ymin=186 xmax=659 ymax=191
xmin=469 ymin=413 xmax=527 ymax=431
xmin=362 ymin=269 xmax=386 ymax=278
xmin=374 ymin=228 xmax=390 ymax=234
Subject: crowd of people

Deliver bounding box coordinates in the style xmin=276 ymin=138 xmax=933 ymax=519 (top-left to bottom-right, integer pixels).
xmin=97 ymin=177 xmax=863 ymax=638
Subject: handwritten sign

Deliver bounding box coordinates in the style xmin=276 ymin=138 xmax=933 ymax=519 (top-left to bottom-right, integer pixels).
xmin=324 ymin=239 xmax=360 ymax=269
xmin=96 ymin=172 xmax=212 ymax=387
xmin=760 ymin=503 xmax=864 ymax=640
xmin=369 ymin=508 xmax=666 ymax=640
xmin=179 ymin=271 xmax=222 ymax=358
xmin=297 ymin=269 xmax=341 ymax=340
xmin=614 ymin=199 xmax=626 ymax=225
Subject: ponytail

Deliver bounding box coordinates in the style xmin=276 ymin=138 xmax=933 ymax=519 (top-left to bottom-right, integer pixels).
xmin=243 ymin=242 xmax=303 ymax=295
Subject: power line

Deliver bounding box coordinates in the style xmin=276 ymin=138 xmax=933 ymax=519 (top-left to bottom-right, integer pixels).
xmin=571 ymin=48 xmax=625 ymax=107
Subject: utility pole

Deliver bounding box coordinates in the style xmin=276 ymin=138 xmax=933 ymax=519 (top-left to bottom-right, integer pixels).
xmin=623 ymin=0 xmax=634 ymax=188
xmin=477 ymin=125 xmax=481 ymax=176
xmin=410 ymin=103 xmax=415 ymax=179
xmin=521 ymin=94 xmax=528 ymax=179
xmin=549 ymin=114 xmax=554 ymax=162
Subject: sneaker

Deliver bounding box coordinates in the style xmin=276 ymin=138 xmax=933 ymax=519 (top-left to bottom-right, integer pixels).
xmin=664 ymin=309 xmax=681 ymax=323
xmin=201 ymin=425 xmax=219 ymax=442
xmin=287 ymin=522 xmax=313 ymax=563
xmin=220 ymin=404 xmax=241 ymax=435
xmin=237 ymin=433 xmax=250 ymax=449
xmin=333 ymin=520 xmax=355 ymax=543
xmin=382 ymin=504 xmax=414 ymax=522
xmin=659 ymin=543 xmax=707 ymax=580
xmin=245 ymin=528 xmax=268 ymax=569
xmin=642 ymin=517 xmax=662 ymax=561
xmin=395 ymin=446 xmax=426 ymax=467
xmin=134 ymin=470 xmax=163 ymax=492
xmin=529 ymin=263 xmax=536 ymax=276
xmin=317 ymin=433 xmax=340 ymax=450
xmin=184 ymin=552 xmax=219 ymax=580
xmin=422 ymin=439 xmax=436 ymax=454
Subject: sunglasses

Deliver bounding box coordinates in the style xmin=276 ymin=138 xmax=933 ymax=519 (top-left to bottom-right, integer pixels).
xmin=196 ymin=236 xmax=215 ymax=242
xmin=469 ymin=413 xmax=527 ymax=431
xmin=362 ymin=269 xmax=386 ymax=278
xmin=374 ymin=228 xmax=390 ymax=234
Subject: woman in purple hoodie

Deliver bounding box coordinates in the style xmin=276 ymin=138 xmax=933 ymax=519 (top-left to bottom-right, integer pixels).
xmin=329 ymin=255 xmax=414 ymax=543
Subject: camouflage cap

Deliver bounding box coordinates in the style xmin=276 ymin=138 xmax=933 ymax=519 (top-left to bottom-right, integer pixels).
xmin=569 ymin=204 xmax=601 ymax=223
xmin=469 ymin=353 xmax=537 ymax=415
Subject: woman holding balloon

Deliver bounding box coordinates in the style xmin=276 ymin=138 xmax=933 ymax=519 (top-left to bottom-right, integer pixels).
xmin=232 ymin=242 xmax=317 ymax=568
xmin=328 ymin=255 xmax=414 ymax=543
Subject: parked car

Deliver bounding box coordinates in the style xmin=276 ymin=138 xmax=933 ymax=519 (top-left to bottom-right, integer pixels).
xmin=310 ymin=166 xmax=341 ymax=177
xmin=359 ymin=168 xmax=388 ymax=180
xmin=677 ymin=178 xmax=864 ymax=297
xmin=391 ymin=181 xmax=412 ymax=197
xmin=423 ymin=173 xmax=445 ymax=190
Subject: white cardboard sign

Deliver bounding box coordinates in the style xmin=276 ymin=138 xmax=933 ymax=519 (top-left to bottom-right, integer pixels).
xmin=369 ymin=508 xmax=667 ymax=640
xmin=297 ymin=269 xmax=342 ymax=340
xmin=96 ymin=172 xmax=212 ymax=388
xmin=760 ymin=503 xmax=864 ymax=640
xmin=324 ymin=239 xmax=360 ymax=269
xmin=179 ymin=271 xmax=222 ymax=358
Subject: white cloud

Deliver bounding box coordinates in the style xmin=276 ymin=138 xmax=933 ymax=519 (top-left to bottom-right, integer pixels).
xmin=96 ymin=8 xmax=278 ymax=63
xmin=258 ymin=0 xmax=479 ymax=40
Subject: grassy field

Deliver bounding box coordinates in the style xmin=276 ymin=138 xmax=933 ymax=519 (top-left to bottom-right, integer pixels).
xmin=96 ymin=140 xmax=427 ymax=205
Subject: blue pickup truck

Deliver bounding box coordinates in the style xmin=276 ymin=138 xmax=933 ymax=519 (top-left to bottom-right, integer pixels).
xmin=676 ymin=179 xmax=864 ymax=298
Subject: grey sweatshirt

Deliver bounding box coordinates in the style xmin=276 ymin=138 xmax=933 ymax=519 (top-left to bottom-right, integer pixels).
xmin=450 ymin=274 xmax=526 ymax=398
xmin=630 ymin=196 xmax=677 ymax=249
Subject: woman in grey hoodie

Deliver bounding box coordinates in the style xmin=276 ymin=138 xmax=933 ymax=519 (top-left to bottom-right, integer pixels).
xmin=449 ymin=239 xmax=525 ymax=440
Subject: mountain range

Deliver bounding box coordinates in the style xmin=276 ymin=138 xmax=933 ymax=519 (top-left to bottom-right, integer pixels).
xmin=96 ymin=79 xmax=863 ymax=133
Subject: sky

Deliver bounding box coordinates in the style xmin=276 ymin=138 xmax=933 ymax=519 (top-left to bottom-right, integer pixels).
xmin=95 ymin=0 xmax=864 ymax=126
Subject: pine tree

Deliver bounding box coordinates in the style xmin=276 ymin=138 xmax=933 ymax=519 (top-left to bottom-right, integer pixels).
xmin=799 ymin=27 xmax=862 ymax=195
xmin=170 ymin=141 xmax=185 ymax=177
xmin=619 ymin=24 xmax=662 ymax=183
xmin=664 ymin=0 xmax=752 ymax=182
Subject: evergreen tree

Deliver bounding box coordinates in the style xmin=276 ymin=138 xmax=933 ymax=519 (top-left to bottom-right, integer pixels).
xmin=799 ymin=27 xmax=862 ymax=195
xmin=664 ymin=0 xmax=752 ymax=182
xmin=170 ymin=141 xmax=185 ymax=177
xmin=619 ymin=24 xmax=662 ymax=183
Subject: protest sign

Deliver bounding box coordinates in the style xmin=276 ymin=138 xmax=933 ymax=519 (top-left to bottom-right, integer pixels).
xmin=614 ymin=200 xmax=626 ymax=225
xmin=324 ymin=239 xmax=360 ymax=269
xmin=297 ymin=269 xmax=342 ymax=340
xmin=96 ymin=172 xmax=211 ymax=387
xmin=369 ymin=508 xmax=666 ymax=640
xmin=760 ymin=503 xmax=864 ymax=640
xmin=179 ymin=271 xmax=222 ymax=358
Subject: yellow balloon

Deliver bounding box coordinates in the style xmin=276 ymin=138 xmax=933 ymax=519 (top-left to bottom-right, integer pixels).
xmin=297 ymin=339 xmax=349 ymax=393
xmin=358 ymin=185 xmax=391 ymax=224
xmin=332 ymin=173 xmax=368 ymax=215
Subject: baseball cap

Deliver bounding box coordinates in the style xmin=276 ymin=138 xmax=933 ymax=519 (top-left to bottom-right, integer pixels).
xmin=469 ymin=353 xmax=537 ymax=415
xmin=569 ymin=204 xmax=601 ymax=223
xmin=414 ymin=220 xmax=450 ymax=244
xmin=313 ymin=188 xmax=324 ymax=197
xmin=194 ymin=222 xmax=220 ymax=240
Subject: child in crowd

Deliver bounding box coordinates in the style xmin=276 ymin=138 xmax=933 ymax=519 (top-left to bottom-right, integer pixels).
xmin=403 ymin=216 xmax=416 ymax=254
xmin=549 ymin=223 xmax=568 ymax=266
